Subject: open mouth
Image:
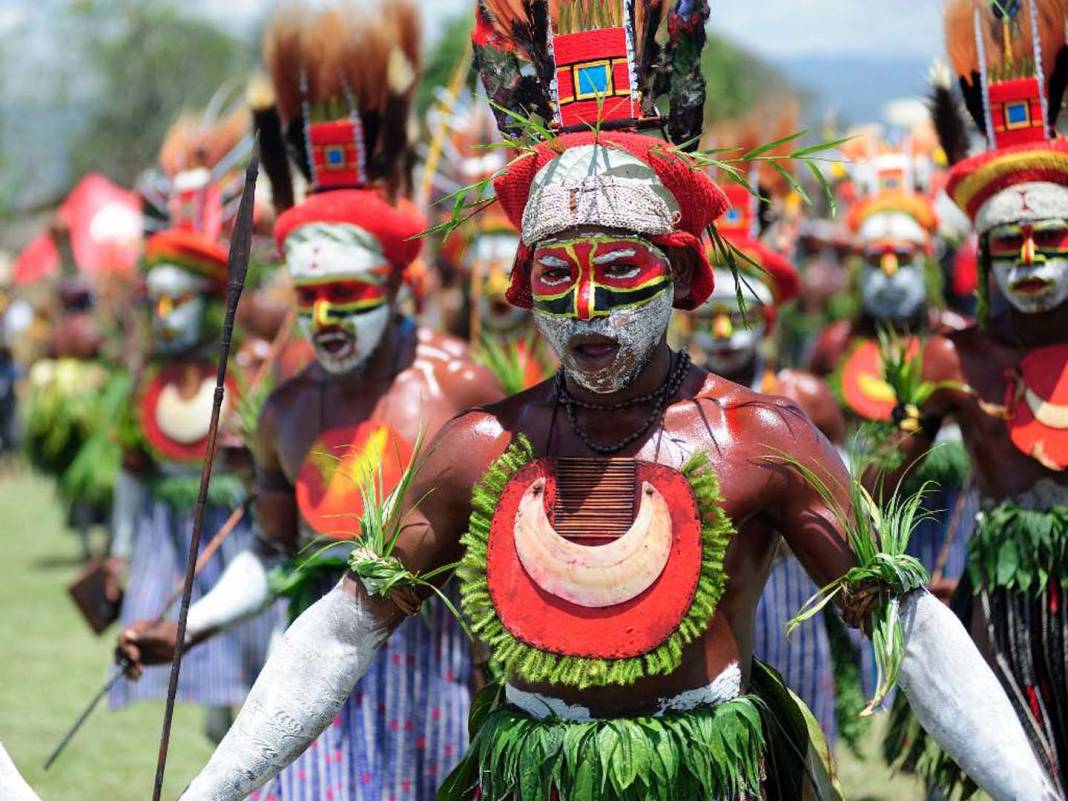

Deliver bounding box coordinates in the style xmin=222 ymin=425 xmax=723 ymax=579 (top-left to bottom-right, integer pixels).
xmin=314 ymin=328 xmax=355 ymax=356
xmin=568 ymin=332 xmax=620 ymax=370
xmin=1011 ymin=277 xmax=1051 ymax=296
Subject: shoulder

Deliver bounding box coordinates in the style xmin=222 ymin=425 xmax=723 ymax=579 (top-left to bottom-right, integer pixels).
xmin=807 ymin=320 xmax=853 ymax=375
xmin=410 ymin=327 xmax=504 ymax=409
xmin=259 ymin=363 xmax=320 ymax=432
xmin=774 ymin=368 xmax=846 ymax=446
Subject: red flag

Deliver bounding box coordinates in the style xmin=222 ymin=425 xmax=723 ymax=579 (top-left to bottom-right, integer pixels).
xmin=58 ymin=174 xmax=143 ymax=276
xmin=12 ymin=232 xmax=60 ymax=285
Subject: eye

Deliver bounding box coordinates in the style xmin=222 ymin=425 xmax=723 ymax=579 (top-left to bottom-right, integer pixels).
xmin=991 ymin=231 xmax=1024 ymax=251
xmin=1033 ymin=224 xmax=1068 ymax=248
xmin=327 ymin=284 xmax=365 ymax=303
xmin=296 ymin=287 xmax=318 ymax=305
xmin=896 ymin=248 xmax=916 ymax=262
xmin=539 ymin=266 xmax=572 ymax=285
xmin=602 ymin=263 xmax=639 ymax=280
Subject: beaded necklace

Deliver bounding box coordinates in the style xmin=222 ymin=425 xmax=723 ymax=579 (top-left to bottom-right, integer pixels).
xmin=554 ymin=351 xmax=690 ymax=454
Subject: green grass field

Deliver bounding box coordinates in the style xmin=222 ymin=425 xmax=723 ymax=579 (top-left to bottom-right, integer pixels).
xmin=0 ymin=468 xmax=927 ymax=800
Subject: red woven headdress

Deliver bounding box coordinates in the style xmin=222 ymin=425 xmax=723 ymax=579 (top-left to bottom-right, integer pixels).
xmin=495 ymin=131 xmax=728 ymax=310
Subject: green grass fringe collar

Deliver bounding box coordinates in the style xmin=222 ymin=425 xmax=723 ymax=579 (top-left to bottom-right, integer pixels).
xmin=969 ymin=500 xmax=1068 ymax=594
xmin=456 ymin=435 xmax=736 ymax=689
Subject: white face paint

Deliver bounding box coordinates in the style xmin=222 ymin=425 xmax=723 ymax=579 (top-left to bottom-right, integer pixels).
xmin=146 ymin=263 xmax=210 ymax=355
xmin=691 ymin=268 xmax=769 ymax=376
xmin=859 ymin=257 xmax=928 ymax=321
xmin=535 ymin=288 xmax=673 ymax=394
xmin=855 ymin=213 xmax=930 ymax=321
xmin=286 ymin=222 xmax=395 ymax=376
xmin=987 ymin=218 xmax=1068 ymax=315
xmin=465 ymin=232 xmax=528 ymax=334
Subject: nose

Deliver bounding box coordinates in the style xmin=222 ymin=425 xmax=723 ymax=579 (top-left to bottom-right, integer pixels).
xmin=880 ymin=252 xmax=899 ymax=277
xmin=712 ymin=312 xmax=733 ymax=339
xmin=1020 ymin=235 xmax=1036 ymax=266
xmin=313 ymin=298 xmax=332 ymax=328
xmin=155 ymin=296 xmax=174 ymax=318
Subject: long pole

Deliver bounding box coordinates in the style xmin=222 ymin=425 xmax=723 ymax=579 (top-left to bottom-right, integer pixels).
xmin=151 ymin=145 xmax=259 ymax=801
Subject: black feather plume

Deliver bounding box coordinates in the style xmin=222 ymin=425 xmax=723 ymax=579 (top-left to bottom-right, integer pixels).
xmin=1047 ymin=46 xmax=1068 ymax=134
xmin=929 ymin=83 xmax=971 ymax=166
xmin=251 ymin=103 xmax=295 ymax=213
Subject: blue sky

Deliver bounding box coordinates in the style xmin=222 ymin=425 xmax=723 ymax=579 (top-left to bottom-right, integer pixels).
xmin=200 ymin=0 xmax=946 ymax=59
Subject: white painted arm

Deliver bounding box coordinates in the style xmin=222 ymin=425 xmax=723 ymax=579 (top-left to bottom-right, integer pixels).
xmin=184 ymin=547 xmax=280 ymax=639
xmin=179 ymin=579 xmax=390 ymax=801
xmin=898 ymin=590 xmax=1062 ymax=801
xmin=0 ymin=743 xmax=41 ymax=801
xmin=109 ymin=468 xmax=145 ymax=559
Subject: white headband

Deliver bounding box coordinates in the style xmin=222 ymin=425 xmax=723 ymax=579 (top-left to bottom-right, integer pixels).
xmin=975 ymin=181 xmax=1068 ymax=235
xmin=521 ymin=144 xmax=680 ymax=245
xmin=856 ymin=212 xmax=928 ymax=247
xmin=284 ymin=222 xmax=387 ymax=281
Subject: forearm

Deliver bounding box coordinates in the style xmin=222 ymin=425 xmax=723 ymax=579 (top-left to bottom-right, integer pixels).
xmin=0 ymin=743 xmax=40 ymax=801
xmin=897 ymin=590 xmax=1060 ymax=801
xmin=109 ymin=468 xmax=145 ymax=559
xmin=185 ymin=545 xmax=281 ymax=641
xmin=179 ymin=579 xmax=394 ymax=801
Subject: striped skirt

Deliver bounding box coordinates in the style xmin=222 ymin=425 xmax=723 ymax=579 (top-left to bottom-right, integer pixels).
xmin=109 ymin=497 xmax=284 ymax=709
xmin=753 ymin=552 xmax=837 ymax=742
xmin=249 ymin=587 xmax=471 ymax=801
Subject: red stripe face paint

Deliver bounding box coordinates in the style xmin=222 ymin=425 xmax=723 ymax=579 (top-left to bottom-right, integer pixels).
xmin=530 ymin=235 xmax=671 ymax=320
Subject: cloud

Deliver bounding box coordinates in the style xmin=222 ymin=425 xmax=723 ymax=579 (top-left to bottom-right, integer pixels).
xmin=0 ymin=6 xmax=28 ymax=38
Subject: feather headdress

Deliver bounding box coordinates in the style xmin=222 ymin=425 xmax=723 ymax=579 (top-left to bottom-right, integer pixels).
xmin=472 ymin=0 xmax=709 ymax=148
xmin=262 ymin=0 xmax=422 ymax=200
xmin=141 ymin=87 xmax=252 ymax=239
xmin=946 ymin=0 xmax=1067 ymax=144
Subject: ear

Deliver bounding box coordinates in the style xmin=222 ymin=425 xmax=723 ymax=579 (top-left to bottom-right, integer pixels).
xmin=668 ymin=246 xmax=696 ymax=306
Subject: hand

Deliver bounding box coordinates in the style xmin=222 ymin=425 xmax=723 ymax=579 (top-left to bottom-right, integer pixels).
xmin=929 ymin=577 xmax=958 ymax=604
xmin=116 ymin=619 xmax=179 ymax=680
xmin=103 ymin=557 xmax=128 ymax=603
xmin=839 ymin=578 xmax=884 ymax=632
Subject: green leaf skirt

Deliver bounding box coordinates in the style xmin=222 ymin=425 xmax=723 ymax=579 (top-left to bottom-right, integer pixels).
xmin=437 ymin=661 xmax=843 ymax=801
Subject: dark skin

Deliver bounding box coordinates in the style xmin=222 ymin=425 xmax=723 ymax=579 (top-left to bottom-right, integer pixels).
xmin=715 ymin=358 xmax=846 ymax=447
xmin=117 ymin=296 xmax=501 ymax=672
xmin=877 ymin=299 xmax=1068 ymax=502
xmin=329 ymin=237 xmax=861 ymax=718
xmin=807 ymin=308 xmax=968 ymax=378
xmin=873 ymin=289 xmax=1068 ymax=644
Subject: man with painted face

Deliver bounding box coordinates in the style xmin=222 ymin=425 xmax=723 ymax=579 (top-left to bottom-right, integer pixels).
xmin=174 ymin=3 xmax=1058 ymax=800
xmin=106 ymin=228 xmax=277 ymax=726
xmin=878 ymin=2 xmax=1068 ymax=795
xmin=117 ymin=4 xmax=500 ymax=798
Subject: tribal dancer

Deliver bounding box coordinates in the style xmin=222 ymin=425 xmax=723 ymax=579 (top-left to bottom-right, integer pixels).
xmin=684 ymin=180 xmax=847 ymax=741
xmin=424 ymin=88 xmax=550 ymax=390
xmin=808 ymin=140 xmax=974 ymax=594
xmin=880 ymin=1 xmax=1068 ymax=796
xmin=106 ymin=104 xmax=278 ymax=728
xmin=118 ymin=3 xmax=500 ymax=799
xmin=175 ymin=2 xmax=1058 ymax=800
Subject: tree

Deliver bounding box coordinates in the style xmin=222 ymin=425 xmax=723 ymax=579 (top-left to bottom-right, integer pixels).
xmin=69 ymin=0 xmax=255 ymax=186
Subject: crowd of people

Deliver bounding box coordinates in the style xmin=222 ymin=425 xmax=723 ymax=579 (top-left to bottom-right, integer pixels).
xmin=2 ymin=0 xmax=1068 ymax=800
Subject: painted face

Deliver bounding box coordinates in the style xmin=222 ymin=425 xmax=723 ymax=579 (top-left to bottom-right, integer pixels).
xmin=859 ymin=241 xmax=927 ymax=321
xmin=692 ymin=269 xmax=769 ymax=376
xmin=530 ymin=234 xmax=673 ymax=394
xmin=286 ymin=223 xmax=393 ymax=375
xmin=465 ymin=232 xmax=528 ymax=334
xmin=146 ymin=264 xmax=209 ymax=355
xmin=987 ymin=219 xmax=1068 ymax=315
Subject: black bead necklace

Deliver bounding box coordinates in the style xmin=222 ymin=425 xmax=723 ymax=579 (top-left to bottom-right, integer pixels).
xmin=555 ymin=351 xmax=690 ymax=455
